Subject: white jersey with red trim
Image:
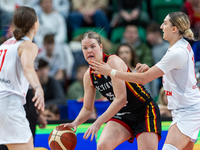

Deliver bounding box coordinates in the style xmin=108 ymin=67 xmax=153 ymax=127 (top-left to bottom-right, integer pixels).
xmin=0 ymin=36 xmax=30 ymax=104
xmin=156 ymin=38 xmax=200 ymax=110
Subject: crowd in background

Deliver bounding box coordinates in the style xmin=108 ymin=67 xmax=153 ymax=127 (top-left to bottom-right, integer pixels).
xmin=0 ymin=0 xmax=200 ymax=121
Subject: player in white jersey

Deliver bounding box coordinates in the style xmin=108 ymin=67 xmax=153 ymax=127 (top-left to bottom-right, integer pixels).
xmin=90 ymin=12 xmax=200 ymax=150
xmin=0 ymin=6 xmax=44 ymax=150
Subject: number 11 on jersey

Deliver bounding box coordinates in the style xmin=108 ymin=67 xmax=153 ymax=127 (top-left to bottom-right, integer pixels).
xmin=0 ymin=49 xmax=7 ymax=72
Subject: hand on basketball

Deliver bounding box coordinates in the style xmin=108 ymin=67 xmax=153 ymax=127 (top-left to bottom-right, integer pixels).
xmin=135 ymin=63 xmax=149 ymax=73
xmin=60 ymin=122 xmax=77 ymax=132
xmin=32 ymin=87 xmax=45 ymax=111
xmin=83 ymin=121 xmax=100 ymax=141
xmin=89 ymin=61 xmax=112 ymax=76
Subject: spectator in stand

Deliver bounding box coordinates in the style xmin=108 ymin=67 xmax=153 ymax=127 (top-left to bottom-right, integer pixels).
xmin=66 ymin=65 xmax=103 ymax=101
xmin=109 ymin=25 xmax=153 ymax=67
xmin=37 ymin=59 xmax=67 ymax=105
xmin=34 ymin=0 xmax=67 ymax=47
xmin=181 ymin=0 xmax=200 ymax=38
xmin=43 ymin=104 xmax=60 ymax=121
xmin=146 ymin=22 xmax=169 ymax=65
xmin=157 ymin=87 xmax=172 ymax=118
xmin=115 ymin=44 xmax=138 ymax=72
xmin=33 ymin=0 xmax=70 ymax=19
xmin=37 ymin=34 xmax=74 ymax=82
xmin=67 ymin=0 xmax=110 ymax=40
xmin=110 ymin=0 xmax=150 ymax=28
xmin=37 ymin=34 xmax=65 ymax=81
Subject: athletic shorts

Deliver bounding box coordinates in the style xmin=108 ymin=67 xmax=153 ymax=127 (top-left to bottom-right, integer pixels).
xmin=108 ymin=99 xmax=161 ymax=143
xmin=170 ymin=101 xmax=200 ymax=142
xmin=0 ymin=95 xmax=32 ymax=144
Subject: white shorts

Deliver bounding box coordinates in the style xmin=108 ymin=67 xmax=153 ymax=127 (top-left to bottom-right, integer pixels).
xmin=0 ymin=95 xmax=32 ymax=144
xmin=170 ymin=101 xmax=200 ymax=142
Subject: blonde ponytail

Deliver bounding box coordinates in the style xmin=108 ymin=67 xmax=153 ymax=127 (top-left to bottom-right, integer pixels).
xmin=183 ymin=28 xmax=194 ymax=40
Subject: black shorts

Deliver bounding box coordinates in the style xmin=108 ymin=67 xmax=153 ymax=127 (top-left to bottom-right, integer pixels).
xmin=108 ymin=99 xmax=161 ymax=143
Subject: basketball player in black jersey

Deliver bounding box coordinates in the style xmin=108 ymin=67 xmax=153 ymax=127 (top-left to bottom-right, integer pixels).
xmin=61 ymin=31 xmax=161 ymax=150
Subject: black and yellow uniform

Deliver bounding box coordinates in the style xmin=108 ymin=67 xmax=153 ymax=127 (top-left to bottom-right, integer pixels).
xmin=90 ymin=53 xmax=161 ymax=142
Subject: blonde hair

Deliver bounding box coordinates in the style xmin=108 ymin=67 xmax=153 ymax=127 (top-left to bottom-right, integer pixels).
xmin=81 ymin=31 xmax=102 ymax=45
xmin=169 ymin=12 xmax=194 ymax=40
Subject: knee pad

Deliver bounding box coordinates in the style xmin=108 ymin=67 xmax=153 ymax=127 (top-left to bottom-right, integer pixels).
xmin=162 ymin=144 xmax=178 ymax=150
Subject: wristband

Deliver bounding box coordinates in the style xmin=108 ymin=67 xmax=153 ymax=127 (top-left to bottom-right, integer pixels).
xmin=110 ymin=69 xmax=117 ymax=77
xmin=34 ymin=85 xmax=41 ymax=90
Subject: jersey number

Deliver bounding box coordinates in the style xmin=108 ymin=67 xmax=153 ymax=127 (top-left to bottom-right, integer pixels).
xmin=0 ymin=49 xmax=7 ymax=72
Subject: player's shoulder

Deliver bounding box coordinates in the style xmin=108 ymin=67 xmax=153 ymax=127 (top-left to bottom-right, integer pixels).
xmin=107 ymin=54 xmax=125 ymax=68
xmin=19 ymin=41 xmax=38 ymax=51
xmin=107 ymin=54 xmax=122 ymax=63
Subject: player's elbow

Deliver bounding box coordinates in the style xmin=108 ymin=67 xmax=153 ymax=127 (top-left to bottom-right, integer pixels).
xmin=118 ymin=97 xmax=127 ymax=106
xmin=23 ymin=65 xmax=33 ymax=75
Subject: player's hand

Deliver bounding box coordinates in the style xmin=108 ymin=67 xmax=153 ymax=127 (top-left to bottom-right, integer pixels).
xmin=38 ymin=112 xmax=47 ymax=129
xmin=89 ymin=61 xmax=112 ymax=76
xmin=135 ymin=63 xmax=149 ymax=73
xmin=59 ymin=122 xmax=78 ymax=132
xmin=32 ymin=87 xmax=45 ymax=111
xmin=83 ymin=121 xmax=100 ymax=141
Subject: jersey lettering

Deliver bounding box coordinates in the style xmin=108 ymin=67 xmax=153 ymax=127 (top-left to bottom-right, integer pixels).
xmin=187 ymin=43 xmax=192 ymax=53
xmin=192 ymin=55 xmax=196 ymax=79
xmin=165 ymin=90 xmax=172 ymax=96
xmin=0 ymin=49 xmax=7 ymax=72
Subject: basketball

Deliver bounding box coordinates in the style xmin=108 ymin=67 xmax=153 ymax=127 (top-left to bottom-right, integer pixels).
xmin=48 ymin=126 xmax=77 ymax=150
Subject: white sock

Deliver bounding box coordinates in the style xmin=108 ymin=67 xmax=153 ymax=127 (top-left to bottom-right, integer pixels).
xmin=162 ymin=144 xmax=179 ymax=150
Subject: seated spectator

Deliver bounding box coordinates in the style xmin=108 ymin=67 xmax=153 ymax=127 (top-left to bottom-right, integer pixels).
xmin=66 ymin=65 xmax=103 ymax=101
xmin=109 ymin=25 xmax=153 ymax=67
xmin=110 ymin=0 xmax=150 ymax=28
xmin=34 ymin=0 xmax=67 ymax=47
xmin=181 ymin=0 xmax=200 ymax=38
xmin=115 ymin=44 xmax=138 ymax=72
xmin=37 ymin=59 xmax=67 ymax=105
xmin=67 ymin=0 xmax=110 ymax=40
xmin=146 ymin=22 xmax=169 ymax=65
xmin=33 ymin=0 xmax=70 ymax=19
xmin=157 ymin=87 xmax=172 ymax=118
xmin=37 ymin=34 xmax=74 ymax=82
xmin=43 ymin=104 xmax=60 ymax=121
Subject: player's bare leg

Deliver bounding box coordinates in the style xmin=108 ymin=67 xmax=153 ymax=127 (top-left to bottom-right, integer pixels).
xmin=137 ymin=132 xmax=158 ymax=150
xmin=97 ymin=121 xmax=131 ymax=150
xmin=6 ymin=137 xmax=34 ymax=150
xmin=164 ymin=123 xmax=192 ymax=150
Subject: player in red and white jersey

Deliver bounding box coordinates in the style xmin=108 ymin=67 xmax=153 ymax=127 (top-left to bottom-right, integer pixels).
xmin=90 ymin=12 xmax=200 ymax=150
xmin=0 ymin=6 xmax=44 ymax=150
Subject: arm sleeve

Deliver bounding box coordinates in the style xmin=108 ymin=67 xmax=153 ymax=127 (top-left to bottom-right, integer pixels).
xmin=156 ymin=47 xmax=188 ymax=74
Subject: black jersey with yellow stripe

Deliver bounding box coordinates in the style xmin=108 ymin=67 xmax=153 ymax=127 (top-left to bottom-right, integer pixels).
xmin=89 ymin=53 xmax=152 ymax=113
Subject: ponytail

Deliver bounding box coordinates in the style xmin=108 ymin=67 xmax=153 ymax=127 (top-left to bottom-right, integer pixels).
xmin=183 ymin=28 xmax=194 ymax=40
xmin=13 ymin=28 xmax=26 ymax=40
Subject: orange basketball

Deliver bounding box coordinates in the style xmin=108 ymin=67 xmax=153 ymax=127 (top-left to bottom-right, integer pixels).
xmin=48 ymin=126 xmax=77 ymax=150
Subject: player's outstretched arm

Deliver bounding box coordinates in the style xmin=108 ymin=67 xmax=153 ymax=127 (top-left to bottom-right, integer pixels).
xmin=90 ymin=60 xmax=164 ymax=85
